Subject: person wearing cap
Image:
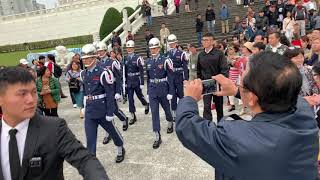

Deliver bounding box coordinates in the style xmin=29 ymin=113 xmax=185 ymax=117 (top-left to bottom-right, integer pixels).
xmin=166 ymin=34 xmax=189 ymax=121
xmin=146 ymin=37 xmax=174 ymax=149
xmin=265 ymin=32 xmax=288 ymax=55
xmin=80 ymin=44 xmax=125 ymax=163
xmin=96 ymin=42 xmax=129 ymax=145
xmin=18 ymin=59 xmax=29 ymax=68
xmin=235 ymin=42 xmax=253 ymax=115
xmin=123 ymin=40 xmax=150 ymax=125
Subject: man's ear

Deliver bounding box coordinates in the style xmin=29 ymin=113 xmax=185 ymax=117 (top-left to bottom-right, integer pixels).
xmin=248 ymin=92 xmax=259 ymax=107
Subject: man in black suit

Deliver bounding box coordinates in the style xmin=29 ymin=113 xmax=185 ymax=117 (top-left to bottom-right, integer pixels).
xmin=0 ymin=67 xmax=108 ymax=180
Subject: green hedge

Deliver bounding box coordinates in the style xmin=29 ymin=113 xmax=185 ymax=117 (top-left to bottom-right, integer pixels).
xmin=99 ymin=8 xmax=122 ymax=40
xmin=0 ymin=35 xmax=92 ymax=53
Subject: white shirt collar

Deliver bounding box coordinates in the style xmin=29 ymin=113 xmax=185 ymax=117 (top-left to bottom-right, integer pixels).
xmin=1 ymin=118 xmax=30 ymax=180
xmin=2 ymin=118 xmax=30 ymax=137
xmin=205 ymin=47 xmax=213 ymax=54
xmin=272 ymin=43 xmax=282 ymax=49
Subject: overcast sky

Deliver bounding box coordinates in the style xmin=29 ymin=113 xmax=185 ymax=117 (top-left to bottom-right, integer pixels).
xmin=36 ymin=0 xmax=57 ymax=9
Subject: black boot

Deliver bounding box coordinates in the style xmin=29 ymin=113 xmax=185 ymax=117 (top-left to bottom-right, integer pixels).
xmin=153 ymin=137 xmax=162 ymax=149
xmin=129 ymin=113 xmax=137 ymax=125
xmin=123 ymin=117 xmax=128 ymax=131
xmin=167 ymin=122 xmax=174 ymax=134
xmin=102 ymin=135 xmax=111 ymax=144
xmin=115 ymin=147 xmax=125 ymax=163
xmin=145 ymin=103 xmax=150 ymax=114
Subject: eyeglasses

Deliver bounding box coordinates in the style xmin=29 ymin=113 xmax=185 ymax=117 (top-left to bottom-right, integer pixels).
xmin=202 ymin=39 xmax=211 ymax=42
xmin=236 ymin=83 xmax=250 ymax=93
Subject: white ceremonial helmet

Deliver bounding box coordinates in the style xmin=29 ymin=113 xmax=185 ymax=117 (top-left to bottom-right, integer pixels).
xmin=167 ymin=34 xmax=178 ymax=44
xmin=126 ymin=40 xmax=135 ymax=48
xmin=81 ymin=44 xmax=97 ymax=59
xmin=149 ymin=38 xmax=160 ymax=49
xmin=96 ymin=41 xmax=108 ymax=51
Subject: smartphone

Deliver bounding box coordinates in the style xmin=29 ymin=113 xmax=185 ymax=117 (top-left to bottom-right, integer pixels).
xmin=202 ymin=79 xmax=218 ymax=95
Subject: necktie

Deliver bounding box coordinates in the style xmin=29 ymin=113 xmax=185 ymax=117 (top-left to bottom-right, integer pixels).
xmin=9 ymin=129 xmax=21 ymax=180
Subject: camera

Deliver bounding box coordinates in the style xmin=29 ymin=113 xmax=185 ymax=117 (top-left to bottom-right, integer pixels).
xmin=202 ymin=79 xmax=218 ymax=95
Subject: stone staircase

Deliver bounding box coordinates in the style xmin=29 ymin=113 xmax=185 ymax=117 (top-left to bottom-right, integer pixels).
xmin=130 ymin=0 xmax=264 ymax=58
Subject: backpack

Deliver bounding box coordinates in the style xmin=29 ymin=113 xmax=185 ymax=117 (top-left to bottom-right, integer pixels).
xmin=68 ymin=72 xmax=80 ymax=93
xmin=53 ymin=64 xmax=62 ymax=78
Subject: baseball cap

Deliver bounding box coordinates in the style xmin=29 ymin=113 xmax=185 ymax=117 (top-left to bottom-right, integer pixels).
xmin=19 ymin=59 xmax=29 ymax=65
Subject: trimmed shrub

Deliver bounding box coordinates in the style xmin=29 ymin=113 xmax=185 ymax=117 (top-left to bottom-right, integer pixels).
xmin=99 ymin=8 xmax=122 ymax=40
xmin=0 ymin=35 xmax=92 ymax=53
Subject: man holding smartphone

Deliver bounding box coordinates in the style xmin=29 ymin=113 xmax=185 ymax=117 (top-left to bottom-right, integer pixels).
xmin=176 ymin=52 xmax=318 ymax=180
xmin=197 ymin=33 xmax=229 ymax=122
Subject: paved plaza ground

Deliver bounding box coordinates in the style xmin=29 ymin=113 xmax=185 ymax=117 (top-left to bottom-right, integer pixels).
xmin=59 ymin=83 xmax=249 ymax=180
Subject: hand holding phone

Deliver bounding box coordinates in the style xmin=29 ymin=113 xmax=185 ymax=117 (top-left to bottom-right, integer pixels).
xmin=202 ymin=79 xmax=219 ymax=95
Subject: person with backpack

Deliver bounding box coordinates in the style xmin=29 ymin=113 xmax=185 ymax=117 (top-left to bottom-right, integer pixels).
xmin=292 ymin=0 xmax=308 ymax=36
xmin=65 ymin=61 xmax=84 ymax=118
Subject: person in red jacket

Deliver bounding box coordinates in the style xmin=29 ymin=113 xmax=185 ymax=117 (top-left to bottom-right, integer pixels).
xmin=174 ymin=0 xmax=181 ymax=13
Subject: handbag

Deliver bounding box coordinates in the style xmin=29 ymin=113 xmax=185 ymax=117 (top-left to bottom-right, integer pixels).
xmin=68 ymin=72 xmax=81 ymax=93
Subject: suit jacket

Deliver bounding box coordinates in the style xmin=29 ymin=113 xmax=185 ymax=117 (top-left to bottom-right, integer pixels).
xmin=0 ymin=114 xmax=109 ymax=180
xmin=176 ymin=96 xmax=319 ymax=180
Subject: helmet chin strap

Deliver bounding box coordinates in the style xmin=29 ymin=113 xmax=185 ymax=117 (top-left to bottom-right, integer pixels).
xmin=84 ymin=58 xmax=96 ymax=67
xmin=98 ymin=51 xmax=107 ymax=59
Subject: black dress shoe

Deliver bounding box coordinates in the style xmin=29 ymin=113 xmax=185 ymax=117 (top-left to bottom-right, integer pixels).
xmin=102 ymin=136 xmax=111 ymax=144
xmin=145 ymin=103 xmax=150 ymax=114
xmin=115 ymin=148 xmax=125 ymax=163
xmin=153 ymin=139 xmax=162 ymax=149
xmin=167 ymin=126 xmax=174 ymax=134
xmin=228 ymin=105 xmax=236 ymax=112
xmin=129 ymin=114 xmax=137 ymax=125
xmin=123 ymin=118 xmax=128 ymax=131
xmin=61 ymin=95 xmax=68 ymax=98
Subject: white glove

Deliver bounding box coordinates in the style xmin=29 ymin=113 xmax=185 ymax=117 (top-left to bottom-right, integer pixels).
xmin=115 ymin=93 xmax=122 ymax=101
xmin=140 ymin=85 xmax=144 ymax=89
xmin=167 ymin=94 xmax=173 ymax=100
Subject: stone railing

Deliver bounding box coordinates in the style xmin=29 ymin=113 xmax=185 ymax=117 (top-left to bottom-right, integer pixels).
xmin=100 ymin=7 xmax=144 ymax=45
xmin=0 ymin=0 xmax=134 ymax=21
xmin=100 ymin=0 xmax=175 ymax=46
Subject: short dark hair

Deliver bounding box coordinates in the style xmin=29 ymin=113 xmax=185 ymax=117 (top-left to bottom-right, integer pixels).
xmin=253 ymin=42 xmax=266 ymax=51
xmin=38 ymin=66 xmax=48 ymax=77
xmin=203 ymin=33 xmax=215 ymax=40
xmin=280 ymin=34 xmax=291 ymax=46
xmin=0 ymin=67 xmax=36 ymax=95
xmin=255 ymin=34 xmax=264 ymax=40
xmin=269 ymin=31 xmax=281 ymax=39
xmin=283 ymin=47 xmax=304 ymax=59
xmin=243 ymin=52 xmax=302 ymax=112
xmin=189 ymin=43 xmax=196 ymax=48
xmin=39 ymin=55 xmax=45 ymax=60
xmin=47 ymin=54 xmax=56 ymax=63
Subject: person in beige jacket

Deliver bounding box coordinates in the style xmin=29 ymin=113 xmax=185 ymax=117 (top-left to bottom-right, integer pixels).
xmin=282 ymin=11 xmax=295 ymax=42
xmin=160 ymin=23 xmax=170 ymax=52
